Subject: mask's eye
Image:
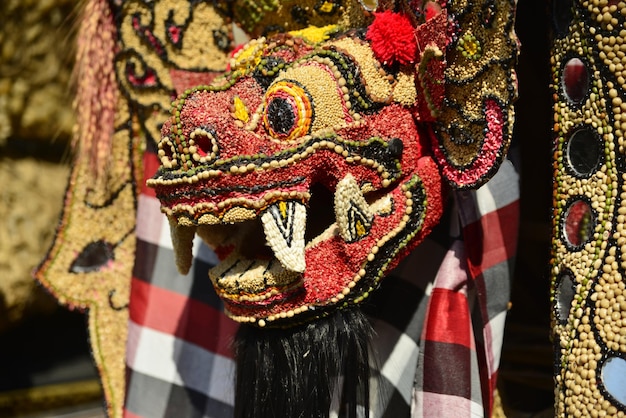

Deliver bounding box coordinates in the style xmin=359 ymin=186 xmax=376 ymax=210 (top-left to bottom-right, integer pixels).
xmin=263 ymin=81 xmax=312 ymax=141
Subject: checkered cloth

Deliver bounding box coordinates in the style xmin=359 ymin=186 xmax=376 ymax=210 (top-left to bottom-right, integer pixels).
xmin=124 ymin=143 xmax=519 ymax=417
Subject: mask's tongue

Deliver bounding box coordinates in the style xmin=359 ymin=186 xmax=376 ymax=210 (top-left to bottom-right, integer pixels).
xmin=260 ymin=200 xmax=307 ymax=273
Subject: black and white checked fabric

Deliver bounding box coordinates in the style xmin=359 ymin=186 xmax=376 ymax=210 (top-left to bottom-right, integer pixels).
xmin=124 ymin=149 xmax=519 ymax=417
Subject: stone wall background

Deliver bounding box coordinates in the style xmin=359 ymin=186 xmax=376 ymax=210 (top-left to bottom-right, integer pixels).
xmin=0 ymin=0 xmax=75 ymax=144
xmin=0 ymin=0 xmax=75 ymax=331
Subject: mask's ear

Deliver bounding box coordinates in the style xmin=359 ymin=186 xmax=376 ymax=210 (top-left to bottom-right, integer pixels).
xmin=427 ymin=0 xmax=518 ymax=189
xmin=367 ymin=0 xmax=518 ymax=189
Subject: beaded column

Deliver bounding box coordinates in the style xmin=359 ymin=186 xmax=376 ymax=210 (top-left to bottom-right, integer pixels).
xmin=551 ymin=0 xmax=626 ymax=415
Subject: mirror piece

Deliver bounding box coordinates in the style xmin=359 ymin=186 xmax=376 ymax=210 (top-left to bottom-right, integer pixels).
xmin=556 ymin=273 xmax=575 ymax=324
xmin=563 ymin=200 xmax=594 ymax=247
xmin=562 ymin=57 xmax=589 ymax=103
xmin=601 ymin=356 xmax=626 ymax=407
xmin=358 ymin=0 xmax=378 ymax=11
xmin=566 ymin=128 xmax=601 ymax=176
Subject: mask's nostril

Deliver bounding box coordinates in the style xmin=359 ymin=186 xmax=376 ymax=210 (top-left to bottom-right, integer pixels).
xmin=157 ymin=136 xmax=178 ymax=169
xmin=194 ymin=132 xmax=215 ymax=156
xmin=165 ymin=142 xmax=175 ymax=159
xmin=189 ymin=127 xmax=219 ymax=163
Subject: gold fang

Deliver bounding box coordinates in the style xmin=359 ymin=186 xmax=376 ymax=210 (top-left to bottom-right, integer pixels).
xmin=355 ymin=220 xmax=366 ymax=237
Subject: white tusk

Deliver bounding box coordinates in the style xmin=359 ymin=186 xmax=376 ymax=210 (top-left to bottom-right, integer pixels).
xmin=261 ymin=201 xmax=307 ymax=272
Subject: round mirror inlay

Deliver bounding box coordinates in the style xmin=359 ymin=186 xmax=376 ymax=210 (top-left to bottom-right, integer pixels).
xmin=566 ymin=128 xmax=602 ymax=176
xmin=556 ymin=273 xmax=575 ymax=324
xmin=563 ymin=200 xmax=594 ymax=247
xmin=562 ymin=58 xmax=590 ymax=103
xmin=601 ymin=356 xmax=626 ymax=407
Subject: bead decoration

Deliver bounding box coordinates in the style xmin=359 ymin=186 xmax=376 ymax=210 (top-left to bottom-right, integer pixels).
xmin=550 ymin=1 xmax=626 ymax=415
xmin=232 ymin=96 xmax=250 ymax=123
xmin=316 ymin=0 xmax=341 ymax=15
xmin=36 ymin=97 xmax=141 ymax=418
xmin=334 ymin=173 xmax=374 ymax=242
xmin=430 ymin=0 xmax=518 ymax=188
xmin=148 ymin=0 xmax=514 ymax=329
xmin=457 ymin=32 xmax=482 ymax=60
xmin=116 ymin=0 xmax=233 ymax=145
xmin=232 ymin=0 xmax=370 ymax=38
xmin=38 ymin=1 xmax=237 ymax=415
xmin=263 ymin=81 xmax=313 ymax=141
xmin=261 ymin=200 xmax=308 ymax=272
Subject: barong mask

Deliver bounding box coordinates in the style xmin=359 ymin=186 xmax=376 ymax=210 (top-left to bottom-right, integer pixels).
xmin=148 ymin=25 xmax=447 ymax=327
xmin=148 ymin=1 xmax=517 ymax=328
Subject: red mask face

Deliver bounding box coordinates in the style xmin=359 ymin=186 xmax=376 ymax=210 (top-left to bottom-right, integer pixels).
xmin=148 ymin=25 xmax=445 ymax=326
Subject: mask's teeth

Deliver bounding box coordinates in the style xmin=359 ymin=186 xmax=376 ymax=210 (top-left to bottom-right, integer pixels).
xmin=261 ymin=201 xmax=307 ymax=273
xmin=168 ymin=218 xmax=197 ymax=274
xmin=334 ymin=173 xmax=374 ymax=242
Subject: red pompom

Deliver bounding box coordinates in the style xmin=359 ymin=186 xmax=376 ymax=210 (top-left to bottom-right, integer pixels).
xmin=366 ymin=11 xmax=418 ymax=66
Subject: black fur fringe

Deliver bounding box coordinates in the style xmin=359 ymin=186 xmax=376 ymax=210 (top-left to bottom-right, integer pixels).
xmin=233 ymin=308 xmax=374 ymax=418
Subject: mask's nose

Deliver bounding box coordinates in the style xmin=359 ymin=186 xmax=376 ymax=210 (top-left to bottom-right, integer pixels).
xmin=157 ymin=121 xmax=220 ymax=171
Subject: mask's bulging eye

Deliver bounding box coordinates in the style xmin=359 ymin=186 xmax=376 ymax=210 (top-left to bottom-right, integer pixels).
xmin=266 ymin=98 xmax=295 ymax=135
xmin=263 ymin=81 xmax=312 ymax=141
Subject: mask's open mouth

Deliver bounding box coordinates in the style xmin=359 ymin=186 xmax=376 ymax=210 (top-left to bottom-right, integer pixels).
xmin=148 ymin=124 xmax=441 ymax=326
xmin=151 ymin=152 xmax=442 ymax=327
xmin=191 ymin=179 xmax=392 ymax=309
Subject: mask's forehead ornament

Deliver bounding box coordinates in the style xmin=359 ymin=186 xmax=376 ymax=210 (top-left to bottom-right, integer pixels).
xmin=147 ymin=0 xmax=518 ymax=327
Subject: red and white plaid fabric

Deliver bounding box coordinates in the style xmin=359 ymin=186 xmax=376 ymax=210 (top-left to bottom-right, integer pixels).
xmin=124 ymin=143 xmax=519 ymax=417
xmin=413 ymin=162 xmax=519 ymax=417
